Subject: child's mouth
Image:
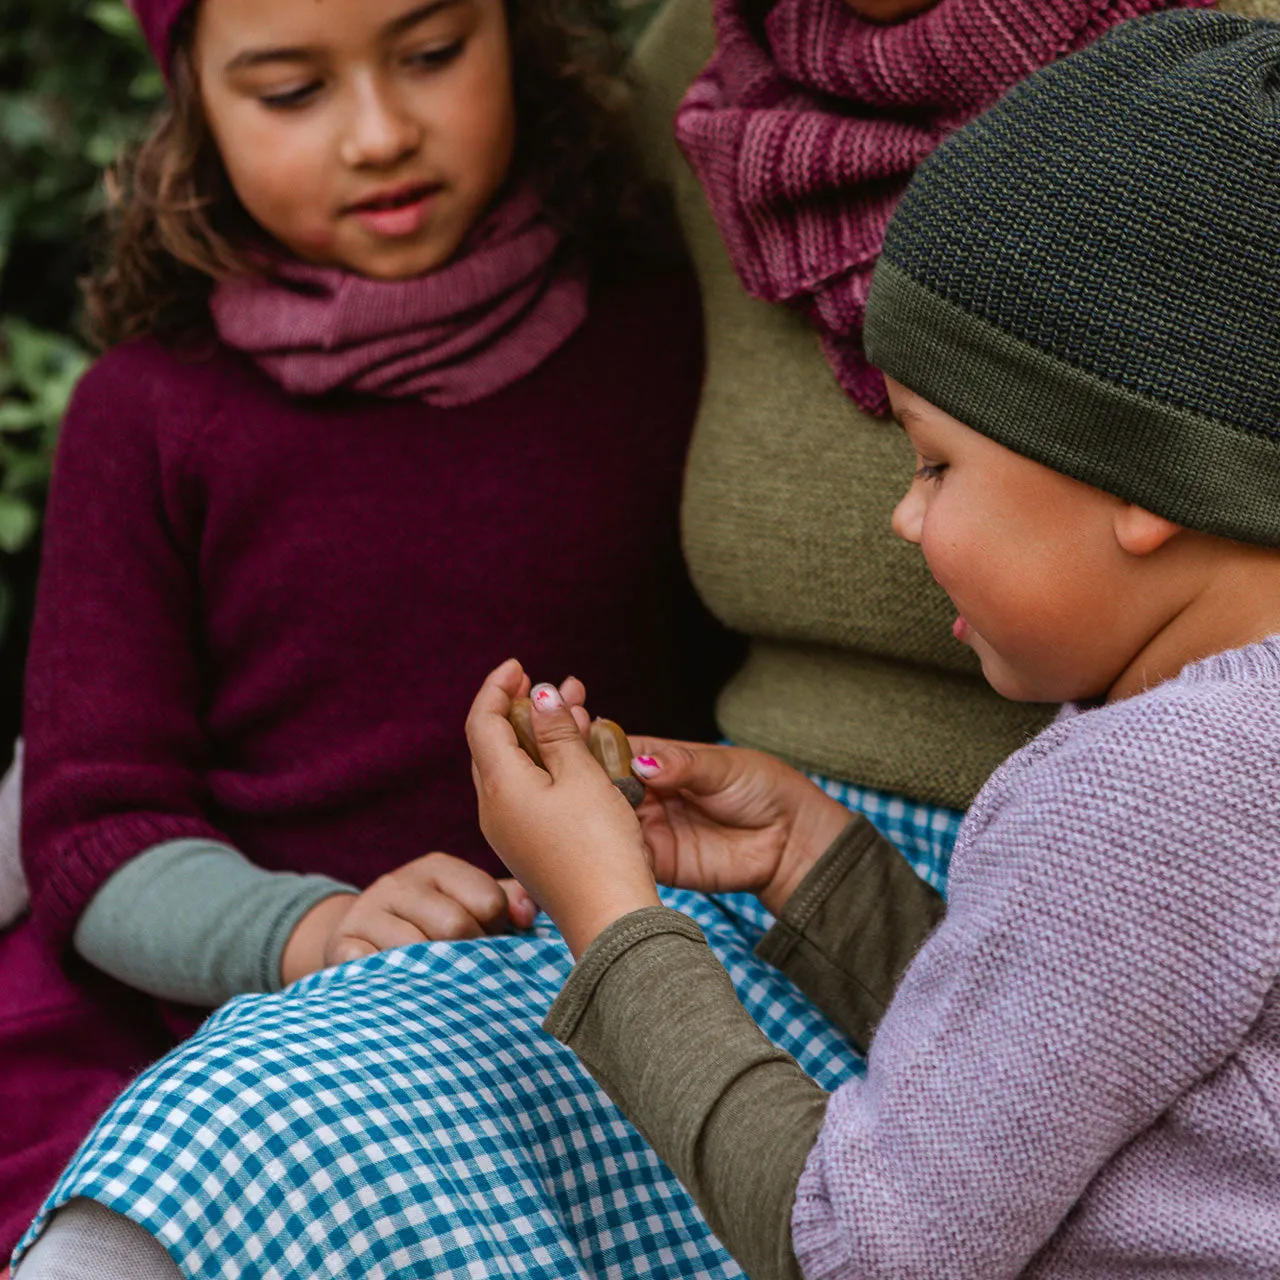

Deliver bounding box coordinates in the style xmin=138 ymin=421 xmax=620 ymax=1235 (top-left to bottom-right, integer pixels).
xmin=953 ymin=615 xmax=971 ymax=643
xmin=347 ymin=183 xmax=441 ymax=238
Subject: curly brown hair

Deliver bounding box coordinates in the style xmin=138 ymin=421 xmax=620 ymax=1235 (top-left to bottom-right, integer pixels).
xmin=84 ymin=0 xmax=665 ymax=350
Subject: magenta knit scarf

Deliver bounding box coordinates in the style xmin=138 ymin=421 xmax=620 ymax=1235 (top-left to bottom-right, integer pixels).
xmin=210 ymin=187 xmax=588 ymax=408
xmin=674 ymin=0 xmax=1213 ymax=415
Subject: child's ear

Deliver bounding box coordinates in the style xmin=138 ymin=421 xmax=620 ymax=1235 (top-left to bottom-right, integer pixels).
xmin=1113 ymin=503 xmax=1183 ymax=557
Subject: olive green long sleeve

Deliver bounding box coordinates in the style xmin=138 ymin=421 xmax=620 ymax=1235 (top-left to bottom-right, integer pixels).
xmin=545 ymin=907 xmax=825 ymax=1280
xmin=757 ymin=816 xmax=944 ymax=1052
xmin=544 ymin=817 xmax=942 ymax=1278
xmin=74 ymin=839 xmax=356 ymax=1006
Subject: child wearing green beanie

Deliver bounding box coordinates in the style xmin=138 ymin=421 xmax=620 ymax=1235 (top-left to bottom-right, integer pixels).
xmin=465 ymin=9 xmax=1280 ymax=1278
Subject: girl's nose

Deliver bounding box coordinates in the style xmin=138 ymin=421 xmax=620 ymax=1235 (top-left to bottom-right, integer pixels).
xmin=340 ymin=79 xmax=423 ymax=169
xmin=891 ymin=484 xmax=924 ymax=545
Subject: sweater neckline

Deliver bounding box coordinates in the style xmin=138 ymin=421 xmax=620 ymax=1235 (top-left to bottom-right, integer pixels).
xmin=1057 ymin=633 xmax=1280 ymax=725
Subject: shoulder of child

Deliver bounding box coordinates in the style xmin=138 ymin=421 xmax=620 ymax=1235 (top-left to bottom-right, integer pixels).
xmin=65 ymin=335 xmax=258 ymax=461
xmin=1057 ymin=640 xmax=1280 ymax=789
xmin=958 ymin=639 xmax=1280 ymax=913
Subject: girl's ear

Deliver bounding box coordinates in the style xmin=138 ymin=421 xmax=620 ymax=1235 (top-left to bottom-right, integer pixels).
xmin=1114 ymin=503 xmax=1182 ymax=557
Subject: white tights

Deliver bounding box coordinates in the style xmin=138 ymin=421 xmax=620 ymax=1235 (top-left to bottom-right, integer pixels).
xmin=15 ymin=1199 xmax=182 ymax=1280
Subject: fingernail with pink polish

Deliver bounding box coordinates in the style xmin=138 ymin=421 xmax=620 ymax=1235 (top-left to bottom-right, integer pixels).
xmin=632 ymin=756 xmax=661 ymax=778
xmin=531 ymin=683 xmax=564 ymax=711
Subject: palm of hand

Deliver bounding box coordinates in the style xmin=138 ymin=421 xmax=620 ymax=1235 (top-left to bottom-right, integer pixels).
xmin=635 ymin=755 xmax=795 ymax=898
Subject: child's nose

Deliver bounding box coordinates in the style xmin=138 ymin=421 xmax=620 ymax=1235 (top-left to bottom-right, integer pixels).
xmin=341 ymin=79 xmax=422 ymax=169
xmin=891 ymin=485 xmax=924 ymax=545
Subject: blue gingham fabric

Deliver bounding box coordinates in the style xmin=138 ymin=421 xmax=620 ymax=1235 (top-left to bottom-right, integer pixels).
xmin=804 ymin=775 xmax=962 ymax=893
xmin=14 ymin=782 xmax=961 ymax=1279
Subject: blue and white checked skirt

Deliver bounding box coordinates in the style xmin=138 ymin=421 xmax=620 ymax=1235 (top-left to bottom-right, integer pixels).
xmin=14 ymin=783 xmax=961 ymax=1279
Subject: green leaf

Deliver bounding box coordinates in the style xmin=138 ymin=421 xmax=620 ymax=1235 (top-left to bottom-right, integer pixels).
xmin=0 ymin=95 xmax=56 ymax=150
xmin=129 ymin=66 xmax=165 ymax=102
xmin=0 ymin=495 xmax=39 ymax=554
xmin=85 ymin=131 xmax=122 ymax=168
xmin=0 ymin=401 xmax=42 ymax=433
xmin=87 ymin=1 xmax=143 ymax=40
xmin=1 ymin=454 xmax=51 ymax=493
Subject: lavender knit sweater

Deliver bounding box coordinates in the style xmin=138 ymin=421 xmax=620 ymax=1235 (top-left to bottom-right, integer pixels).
xmin=793 ymin=637 xmax=1280 ymax=1276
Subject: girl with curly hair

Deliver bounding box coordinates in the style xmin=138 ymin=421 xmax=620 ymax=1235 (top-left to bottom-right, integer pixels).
xmin=1 ymin=0 xmax=712 ymax=1262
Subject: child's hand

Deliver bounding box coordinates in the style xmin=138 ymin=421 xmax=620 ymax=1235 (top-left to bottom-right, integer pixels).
xmin=467 ymin=659 xmax=661 ymax=958
xmin=280 ymin=853 xmax=538 ymax=983
xmin=630 ymin=740 xmax=851 ymax=916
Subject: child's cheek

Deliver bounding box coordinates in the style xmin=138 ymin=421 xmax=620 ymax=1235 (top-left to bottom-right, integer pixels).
xmin=293 ymin=225 xmax=338 ymax=256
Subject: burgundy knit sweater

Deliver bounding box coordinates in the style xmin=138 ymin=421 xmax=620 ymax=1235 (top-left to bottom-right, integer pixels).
xmin=1 ymin=263 xmax=709 ymax=1254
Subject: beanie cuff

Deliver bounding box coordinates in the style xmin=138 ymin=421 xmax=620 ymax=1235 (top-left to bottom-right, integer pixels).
xmin=865 ymin=260 xmax=1280 ymax=547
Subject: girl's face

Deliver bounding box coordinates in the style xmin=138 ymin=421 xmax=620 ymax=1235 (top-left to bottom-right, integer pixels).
xmin=193 ymin=0 xmax=516 ymax=279
xmin=886 ymin=378 xmax=1176 ymax=705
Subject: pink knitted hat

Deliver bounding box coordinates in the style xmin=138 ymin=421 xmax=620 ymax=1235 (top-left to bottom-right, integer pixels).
xmin=126 ymin=0 xmax=193 ymax=72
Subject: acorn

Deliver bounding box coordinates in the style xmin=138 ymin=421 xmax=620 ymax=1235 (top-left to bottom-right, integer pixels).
xmin=507 ymin=696 xmax=543 ymax=769
xmin=589 ymin=718 xmax=646 ymax=808
xmin=506 ymin=699 xmax=645 ymax=807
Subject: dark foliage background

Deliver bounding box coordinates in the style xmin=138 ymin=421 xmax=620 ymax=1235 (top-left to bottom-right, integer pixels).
xmin=0 ymin=0 xmax=160 ymax=756
xmin=0 ymin=0 xmax=658 ymax=761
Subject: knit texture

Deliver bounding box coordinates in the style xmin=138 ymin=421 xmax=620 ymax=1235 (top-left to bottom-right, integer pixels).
xmin=865 ymin=11 xmax=1280 ymax=545
xmin=124 ymin=0 xmax=187 ymax=72
xmin=212 ymin=187 xmax=588 ymax=408
xmin=672 ymin=0 xmax=1211 ymax=415
xmin=793 ymin=637 xmax=1280 ymax=1277
xmin=629 ymin=0 xmax=1054 ymax=808
xmin=3 ymin=264 xmax=708 ymax=1256
xmin=18 ymin=1199 xmax=180 ymax=1280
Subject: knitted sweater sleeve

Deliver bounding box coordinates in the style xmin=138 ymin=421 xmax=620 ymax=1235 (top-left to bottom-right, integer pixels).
xmin=792 ymin=686 xmax=1280 ymax=1277
xmin=21 ymin=345 xmax=231 ymax=952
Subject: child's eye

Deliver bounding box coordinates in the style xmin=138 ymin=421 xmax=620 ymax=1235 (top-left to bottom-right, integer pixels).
xmin=260 ymin=82 xmax=322 ymax=110
xmin=407 ymin=40 xmax=465 ymax=70
xmin=914 ymin=462 xmax=947 ymax=484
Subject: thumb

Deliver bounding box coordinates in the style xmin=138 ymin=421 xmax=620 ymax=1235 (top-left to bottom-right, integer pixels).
xmin=529 ymin=683 xmax=598 ymax=779
xmin=630 ymin=741 xmax=741 ymax=799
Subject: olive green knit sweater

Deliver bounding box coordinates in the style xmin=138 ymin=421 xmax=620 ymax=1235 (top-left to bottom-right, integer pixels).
xmin=630 ymin=0 xmax=1053 ymax=809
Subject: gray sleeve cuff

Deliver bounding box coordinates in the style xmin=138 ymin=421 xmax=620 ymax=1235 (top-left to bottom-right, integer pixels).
xmin=756 ymin=815 xmax=945 ymax=1051
xmin=547 ymin=906 xmax=823 ymax=1280
xmin=74 ymin=839 xmax=356 ymax=1006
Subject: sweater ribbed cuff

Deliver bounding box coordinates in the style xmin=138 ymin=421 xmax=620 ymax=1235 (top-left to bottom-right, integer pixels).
xmin=33 ymin=814 xmax=228 ymax=954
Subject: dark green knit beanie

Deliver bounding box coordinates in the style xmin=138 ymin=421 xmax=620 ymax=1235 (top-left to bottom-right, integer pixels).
xmin=864 ymin=10 xmax=1280 ymax=546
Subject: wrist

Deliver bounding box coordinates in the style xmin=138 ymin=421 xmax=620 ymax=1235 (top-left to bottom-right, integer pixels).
xmin=760 ymin=795 xmax=851 ymax=917
xmin=280 ymin=892 xmax=357 ymax=986
xmin=557 ymin=876 xmax=662 ymax=960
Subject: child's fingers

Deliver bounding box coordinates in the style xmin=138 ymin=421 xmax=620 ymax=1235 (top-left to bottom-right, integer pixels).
xmin=330 ymin=936 xmax=380 ymax=966
xmin=558 ymin=675 xmax=587 ymax=708
xmin=528 ymin=683 xmax=601 ymax=781
xmin=499 ymin=877 xmax=539 ymax=928
xmin=326 ymin=900 xmax=428 ymax=962
xmin=628 ymin=735 xmax=707 ymax=758
xmin=628 ymin=742 xmax=741 ymax=798
xmin=392 ymin=892 xmax=491 ymax=941
xmin=416 ymin=854 xmax=513 ymax=930
xmin=557 ymin=676 xmax=590 ymax=739
xmin=467 ymin=660 xmax=537 ymax=779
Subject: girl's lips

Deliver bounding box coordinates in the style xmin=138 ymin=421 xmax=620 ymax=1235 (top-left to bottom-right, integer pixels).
xmin=348 ymin=186 xmax=440 ymax=239
xmin=953 ymin=615 xmax=970 ymax=643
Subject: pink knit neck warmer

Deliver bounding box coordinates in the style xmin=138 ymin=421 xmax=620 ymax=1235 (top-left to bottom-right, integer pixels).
xmin=674 ymin=0 xmax=1212 ymax=415
xmin=210 ymin=187 xmax=588 ymax=408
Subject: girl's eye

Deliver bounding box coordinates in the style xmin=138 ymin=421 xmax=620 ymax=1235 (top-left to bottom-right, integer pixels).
xmin=260 ymin=82 xmax=322 ymax=110
xmin=408 ymin=40 xmax=465 ymax=70
xmin=914 ymin=462 xmax=947 ymax=484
